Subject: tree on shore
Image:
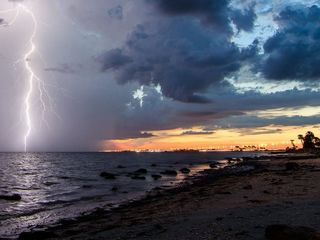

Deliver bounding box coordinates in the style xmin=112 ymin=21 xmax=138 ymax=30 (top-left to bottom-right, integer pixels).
xmin=297 ymin=131 xmax=320 ymax=150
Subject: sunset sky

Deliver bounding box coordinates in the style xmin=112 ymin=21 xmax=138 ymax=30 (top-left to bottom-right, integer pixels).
xmin=0 ymin=0 xmax=320 ymax=152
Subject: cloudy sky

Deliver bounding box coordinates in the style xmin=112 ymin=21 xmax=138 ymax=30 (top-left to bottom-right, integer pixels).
xmin=0 ymin=0 xmax=320 ymax=152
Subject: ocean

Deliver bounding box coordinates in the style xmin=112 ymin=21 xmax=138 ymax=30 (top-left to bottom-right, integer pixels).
xmin=0 ymin=151 xmax=261 ymax=238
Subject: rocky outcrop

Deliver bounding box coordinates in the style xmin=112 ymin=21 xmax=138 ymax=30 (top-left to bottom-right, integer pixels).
xmin=0 ymin=194 xmax=21 ymax=201
xmin=209 ymin=163 xmax=219 ymax=168
xmin=134 ymin=168 xmax=148 ymax=174
xmin=151 ymin=174 xmax=162 ymax=180
xmin=100 ymin=172 xmax=116 ymax=179
xmin=179 ymin=168 xmax=191 ymax=174
xmin=160 ymin=170 xmax=177 ymax=176
xmin=131 ymin=175 xmax=146 ymax=180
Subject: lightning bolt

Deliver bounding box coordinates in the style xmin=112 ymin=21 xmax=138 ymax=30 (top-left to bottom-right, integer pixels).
xmin=20 ymin=4 xmax=37 ymax=152
xmin=1 ymin=3 xmax=54 ymax=152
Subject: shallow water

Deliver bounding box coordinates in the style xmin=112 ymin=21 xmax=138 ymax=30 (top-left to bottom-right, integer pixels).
xmin=0 ymin=151 xmax=261 ymax=238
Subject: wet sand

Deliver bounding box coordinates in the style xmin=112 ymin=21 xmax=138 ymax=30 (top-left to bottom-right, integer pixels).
xmin=18 ymin=156 xmax=320 ymax=240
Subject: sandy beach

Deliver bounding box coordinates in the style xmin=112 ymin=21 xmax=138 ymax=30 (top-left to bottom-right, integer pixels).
xmin=16 ymin=155 xmax=320 ymax=240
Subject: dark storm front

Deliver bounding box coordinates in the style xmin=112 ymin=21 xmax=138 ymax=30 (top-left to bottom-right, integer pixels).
xmin=0 ymin=151 xmax=257 ymax=238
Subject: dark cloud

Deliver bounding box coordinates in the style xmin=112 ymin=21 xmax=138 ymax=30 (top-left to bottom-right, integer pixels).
xmin=154 ymin=0 xmax=231 ymax=31
xmin=230 ymin=5 xmax=257 ymax=32
xmin=99 ymin=21 xmax=258 ymax=103
xmin=258 ymin=5 xmax=320 ymax=81
xmin=238 ymin=128 xmax=282 ymax=136
xmin=44 ymin=64 xmax=76 ymax=74
xmin=181 ymin=111 xmax=244 ymax=118
xmin=114 ymin=131 xmax=155 ymax=140
xmin=181 ymin=130 xmax=214 ymax=135
xmin=152 ymin=0 xmax=256 ymax=32
xmin=98 ymin=48 xmax=132 ymax=71
xmin=214 ymin=114 xmax=320 ymax=130
xmin=108 ymin=5 xmax=123 ymax=20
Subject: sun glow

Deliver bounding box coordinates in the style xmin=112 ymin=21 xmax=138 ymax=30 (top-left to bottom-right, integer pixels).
xmin=103 ymin=124 xmax=320 ymax=151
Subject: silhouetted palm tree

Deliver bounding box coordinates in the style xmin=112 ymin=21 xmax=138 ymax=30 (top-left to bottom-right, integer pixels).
xmin=298 ymin=131 xmax=316 ymax=149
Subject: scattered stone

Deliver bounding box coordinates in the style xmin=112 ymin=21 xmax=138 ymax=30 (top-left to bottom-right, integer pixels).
xmin=111 ymin=186 xmax=118 ymax=192
xmin=134 ymin=168 xmax=148 ymax=174
xmin=179 ymin=168 xmax=191 ymax=174
xmin=151 ymin=164 xmax=157 ymax=167
xmin=209 ymin=163 xmax=219 ymax=168
xmin=243 ymin=184 xmax=253 ymax=190
xmin=100 ymin=172 xmax=116 ymax=180
xmin=131 ymin=175 xmax=146 ymax=180
xmin=160 ymin=170 xmax=177 ymax=176
xmin=249 ymin=199 xmax=265 ymax=204
xmin=285 ymin=162 xmax=300 ymax=171
xmin=117 ymin=165 xmax=126 ymax=169
xmin=216 ymin=217 xmax=223 ymax=221
xmin=235 ymin=231 xmax=249 ymax=236
xmin=151 ymin=174 xmax=162 ymax=180
xmin=154 ymin=224 xmax=165 ymax=230
xmin=265 ymin=224 xmax=320 ymax=240
xmin=215 ymin=191 xmax=231 ymax=195
xmin=0 ymin=194 xmax=21 ymax=201
xmin=82 ymin=185 xmax=92 ymax=189
xmin=18 ymin=231 xmax=57 ymax=240
xmin=311 ymin=168 xmax=320 ymax=172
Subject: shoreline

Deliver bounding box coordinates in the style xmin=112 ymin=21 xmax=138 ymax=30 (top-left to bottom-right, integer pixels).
xmin=17 ymin=154 xmax=320 ymax=240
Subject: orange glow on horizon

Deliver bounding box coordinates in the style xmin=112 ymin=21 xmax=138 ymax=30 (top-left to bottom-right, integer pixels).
xmin=102 ymin=124 xmax=320 ymax=151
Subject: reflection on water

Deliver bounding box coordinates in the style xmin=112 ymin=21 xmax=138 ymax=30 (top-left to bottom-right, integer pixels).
xmin=0 ymin=151 xmax=259 ymax=238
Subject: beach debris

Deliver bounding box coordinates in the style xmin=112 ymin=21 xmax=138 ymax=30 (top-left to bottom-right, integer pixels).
xmin=265 ymin=224 xmax=320 ymax=240
xmin=151 ymin=163 xmax=157 ymax=167
xmin=131 ymin=175 xmax=146 ymax=180
xmin=82 ymin=185 xmax=92 ymax=189
xmin=117 ymin=165 xmax=126 ymax=169
xmin=134 ymin=168 xmax=148 ymax=174
xmin=100 ymin=172 xmax=116 ymax=179
xmin=151 ymin=174 xmax=162 ymax=180
xmin=160 ymin=170 xmax=178 ymax=176
xmin=285 ymin=162 xmax=300 ymax=171
xmin=0 ymin=194 xmax=21 ymax=201
xmin=179 ymin=168 xmax=191 ymax=174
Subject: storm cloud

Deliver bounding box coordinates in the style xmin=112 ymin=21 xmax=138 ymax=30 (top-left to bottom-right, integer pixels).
xmin=259 ymin=5 xmax=320 ymax=81
xmin=98 ymin=7 xmax=259 ymax=103
xmin=0 ymin=0 xmax=320 ymax=151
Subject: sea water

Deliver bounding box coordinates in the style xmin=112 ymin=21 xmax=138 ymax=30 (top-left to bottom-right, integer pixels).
xmin=0 ymin=151 xmax=261 ymax=238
